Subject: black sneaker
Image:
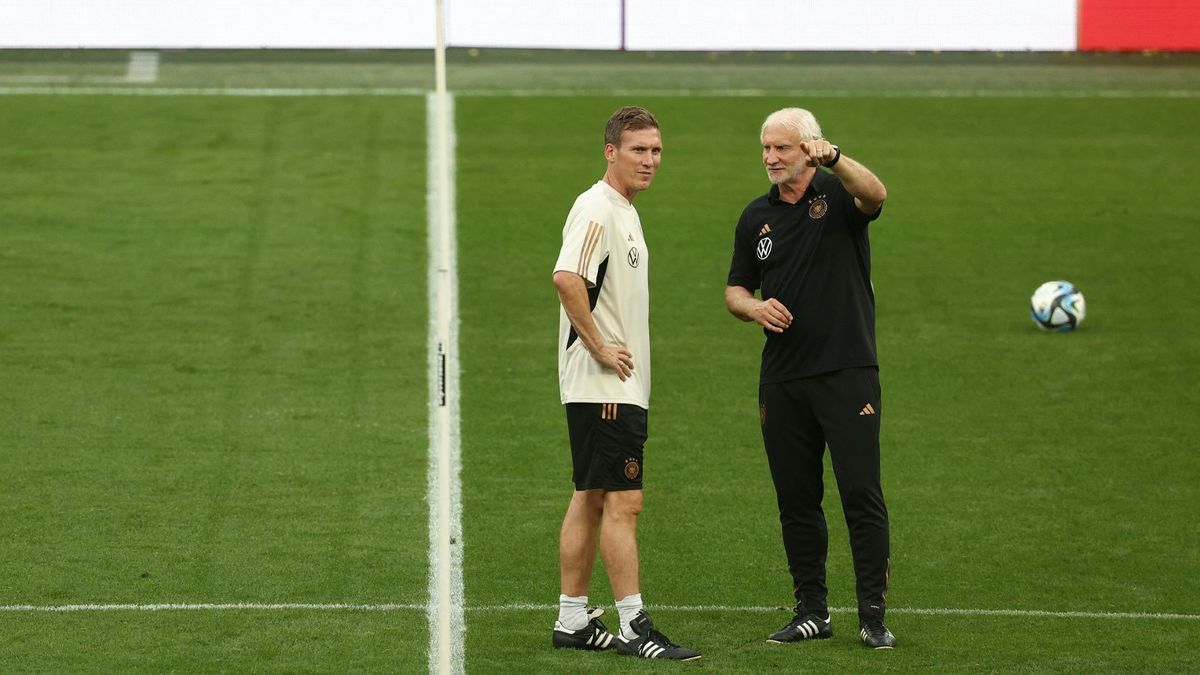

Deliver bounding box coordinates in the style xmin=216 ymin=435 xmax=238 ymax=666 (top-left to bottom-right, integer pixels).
xmin=859 ymin=606 xmax=896 ymax=649
xmin=552 ymin=607 xmax=616 ymax=651
xmin=766 ymin=609 xmax=832 ymax=643
xmin=615 ymin=609 xmax=701 ymax=661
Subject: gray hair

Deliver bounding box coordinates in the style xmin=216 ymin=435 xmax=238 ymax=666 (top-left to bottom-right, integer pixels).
xmin=761 ymin=108 xmax=823 ymax=143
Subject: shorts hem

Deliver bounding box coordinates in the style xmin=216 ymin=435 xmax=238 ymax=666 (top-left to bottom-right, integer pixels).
xmin=573 ymin=483 xmax=643 ymax=492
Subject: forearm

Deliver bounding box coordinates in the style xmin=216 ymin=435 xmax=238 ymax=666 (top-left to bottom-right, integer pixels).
xmin=829 ymin=154 xmax=887 ymax=213
xmin=725 ymin=284 xmax=793 ymax=333
xmin=725 ymin=285 xmax=759 ymax=322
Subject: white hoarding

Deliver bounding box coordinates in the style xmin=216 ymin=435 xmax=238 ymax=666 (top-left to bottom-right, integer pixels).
xmin=626 ymin=0 xmax=1077 ymax=51
xmin=0 ymin=0 xmax=1077 ymax=51
xmin=446 ymin=0 xmax=620 ymax=50
xmin=0 ymin=0 xmax=435 ymax=48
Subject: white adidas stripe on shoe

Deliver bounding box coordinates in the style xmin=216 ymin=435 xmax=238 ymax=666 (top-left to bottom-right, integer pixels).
xmin=767 ymin=612 xmax=833 ymax=643
xmin=796 ymin=618 xmax=826 ymax=638
xmin=552 ymin=608 xmax=616 ymax=651
xmin=614 ymin=609 xmax=701 ymax=661
xmin=637 ymin=640 xmax=666 ymax=658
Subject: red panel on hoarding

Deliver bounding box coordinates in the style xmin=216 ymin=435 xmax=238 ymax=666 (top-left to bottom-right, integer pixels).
xmin=1079 ymin=0 xmax=1200 ymax=51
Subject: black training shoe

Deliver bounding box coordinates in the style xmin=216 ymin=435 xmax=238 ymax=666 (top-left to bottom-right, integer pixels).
xmin=859 ymin=607 xmax=897 ymax=649
xmin=766 ymin=610 xmax=832 ymax=643
xmin=615 ymin=609 xmax=701 ymax=661
xmin=553 ymin=607 xmax=616 ymax=651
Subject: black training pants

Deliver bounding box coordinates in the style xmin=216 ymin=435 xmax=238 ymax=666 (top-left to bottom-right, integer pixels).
xmin=759 ymin=367 xmax=890 ymax=616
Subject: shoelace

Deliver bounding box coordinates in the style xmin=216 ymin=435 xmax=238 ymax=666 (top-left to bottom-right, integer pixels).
xmin=863 ymin=619 xmax=888 ymax=636
xmin=645 ymin=626 xmax=680 ymax=649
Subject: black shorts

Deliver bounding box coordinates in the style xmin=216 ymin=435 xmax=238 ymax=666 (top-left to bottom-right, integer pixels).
xmin=565 ymin=402 xmax=647 ymax=491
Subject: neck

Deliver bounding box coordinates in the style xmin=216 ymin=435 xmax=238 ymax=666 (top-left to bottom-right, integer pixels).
xmin=603 ymin=172 xmax=636 ymax=203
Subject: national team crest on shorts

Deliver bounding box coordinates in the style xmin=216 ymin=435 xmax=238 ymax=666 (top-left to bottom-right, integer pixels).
xmin=808 ymin=197 xmax=828 ymax=219
xmin=624 ymin=458 xmax=641 ymax=480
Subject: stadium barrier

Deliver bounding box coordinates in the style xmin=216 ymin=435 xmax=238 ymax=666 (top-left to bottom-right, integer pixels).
xmin=1 ymin=0 xmax=1196 ymax=51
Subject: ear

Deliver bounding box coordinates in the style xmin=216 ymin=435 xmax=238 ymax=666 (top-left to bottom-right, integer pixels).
xmin=604 ymin=143 xmax=617 ymax=162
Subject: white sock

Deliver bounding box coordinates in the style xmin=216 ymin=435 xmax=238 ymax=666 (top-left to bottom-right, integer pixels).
xmin=615 ymin=593 xmax=644 ymax=639
xmin=557 ymin=594 xmax=589 ymax=631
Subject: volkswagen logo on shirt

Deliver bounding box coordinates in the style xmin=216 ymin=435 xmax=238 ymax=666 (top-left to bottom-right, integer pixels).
xmin=756 ymin=237 xmax=773 ymax=260
xmin=627 ymin=246 xmax=640 ymax=268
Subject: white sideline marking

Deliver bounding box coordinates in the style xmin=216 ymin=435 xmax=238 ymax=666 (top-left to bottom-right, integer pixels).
xmin=0 ymin=86 xmax=427 ymax=96
xmin=2 ymin=603 xmax=1196 ymax=621
xmin=427 ymin=4 xmax=464 ymax=671
xmin=451 ymin=88 xmax=1200 ymax=99
xmin=426 ymin=79 xmax=464 ymax=675
xmin=0 ymin=86 xmax=1196 ymax=98
xmin=0 ymin=603 xmax=425 ymax=612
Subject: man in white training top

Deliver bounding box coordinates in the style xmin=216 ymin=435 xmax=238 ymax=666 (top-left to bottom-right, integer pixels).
xmin=550 ymin=106 xmax=700 ymax=662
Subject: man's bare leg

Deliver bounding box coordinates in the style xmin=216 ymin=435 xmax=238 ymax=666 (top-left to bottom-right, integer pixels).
xmin=560 ymin=489 xmax=605 ymax=596
xmin=600 ymin=489 xmax=643 ymax=636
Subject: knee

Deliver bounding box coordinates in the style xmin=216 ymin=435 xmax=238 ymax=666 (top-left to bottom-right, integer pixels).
xmin=571 ymin=489 xmax=606 ymax=517
xmin=839 ymin=483 xmax=887 ymax=519
xmin=604 ymin=491 xmax=643 ymax=521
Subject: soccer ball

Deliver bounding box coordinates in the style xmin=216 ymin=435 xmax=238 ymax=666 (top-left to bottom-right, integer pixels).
xmin=1030 ymin=281 xmax=1086 ymax=332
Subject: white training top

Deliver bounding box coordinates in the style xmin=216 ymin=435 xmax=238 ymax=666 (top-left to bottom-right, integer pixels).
xmin=554 ymin=180 xmax=651 ymax=408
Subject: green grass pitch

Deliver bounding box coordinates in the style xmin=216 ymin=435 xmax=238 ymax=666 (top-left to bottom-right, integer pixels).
xmin=1 ymin=51 xmax=1198 ymax=672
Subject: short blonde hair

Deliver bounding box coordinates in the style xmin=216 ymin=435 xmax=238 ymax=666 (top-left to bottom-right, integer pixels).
xmin=605 ymin=106 xmax=660 ymax=148
xmin=761 ymin=108 xmax=823 ymax=143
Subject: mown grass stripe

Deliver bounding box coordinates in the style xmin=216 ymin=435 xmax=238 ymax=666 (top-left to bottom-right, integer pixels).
xmin=3 ymin=603 xmax=1195 ymax=621
xmin=1 ymin=86 xmax=1197 ymax=98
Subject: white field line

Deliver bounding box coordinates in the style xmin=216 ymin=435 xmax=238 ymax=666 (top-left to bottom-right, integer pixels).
xmin=453 ymin=88 xmax=1200 ymax=99
xmin=0 ymin=86 xmax=1197 ymax=98
xmin=1 ymin=603 xmax=1196 ymax=621
xmin=426 ymin=85 xmax=464 ymax=674
xmin=0 ymin=86 xmax=428 ymax=96
xmin=0 ymin=603 xmax=426 ymax=612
